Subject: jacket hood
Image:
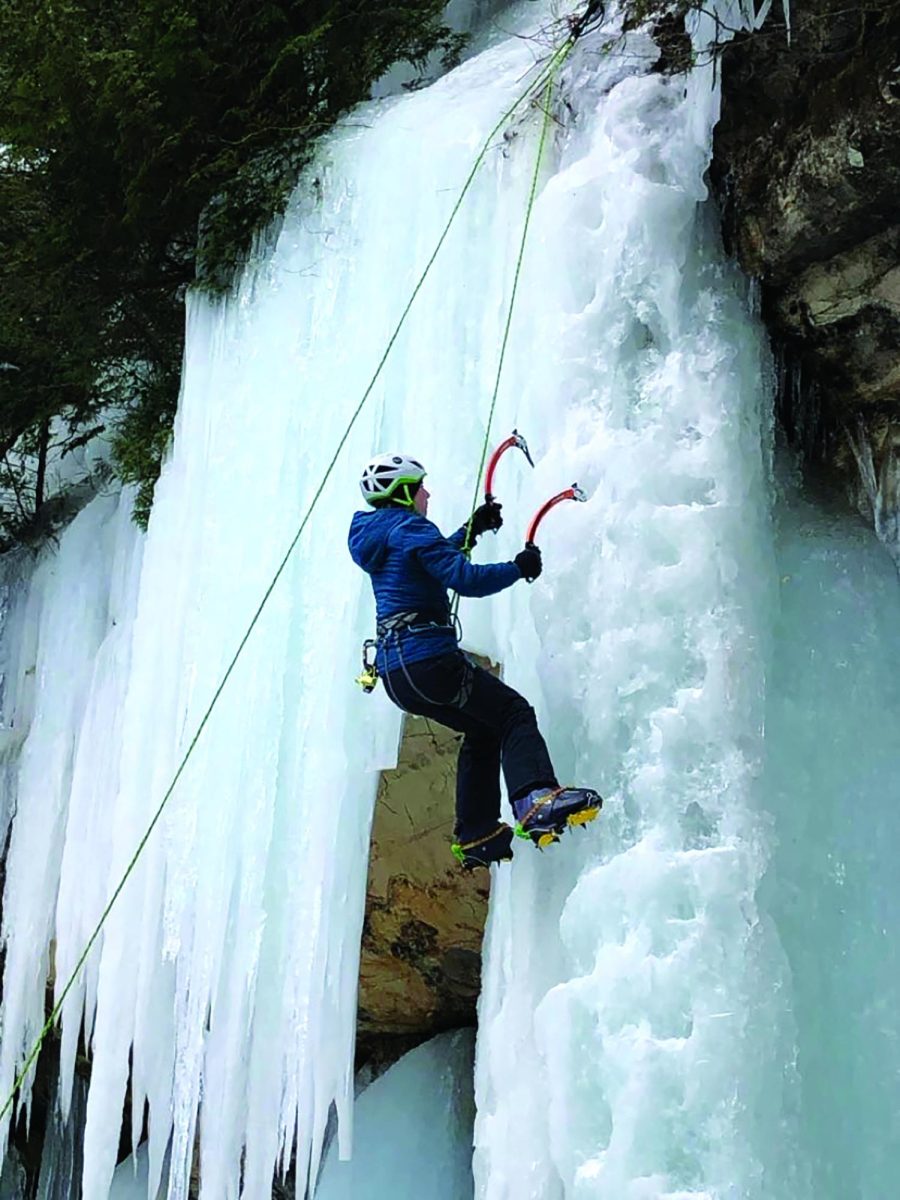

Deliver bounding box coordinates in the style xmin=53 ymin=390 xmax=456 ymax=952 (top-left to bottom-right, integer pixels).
xmin=348 ymin=506 xmax=412 ymax=572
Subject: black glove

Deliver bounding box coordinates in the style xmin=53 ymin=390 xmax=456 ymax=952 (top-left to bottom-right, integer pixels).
xmin=468 ymin=499 xmax=504 ymax=542
xmin=515 ymin=543 xmax=542 ymax=582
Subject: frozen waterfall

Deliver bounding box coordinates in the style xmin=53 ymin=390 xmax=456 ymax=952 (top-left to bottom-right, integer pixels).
xmin=2 ymin=0 xmax=900 ymax=1197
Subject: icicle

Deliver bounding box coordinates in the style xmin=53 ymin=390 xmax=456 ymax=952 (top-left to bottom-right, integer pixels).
xmin=845 ymin=417 xmax=900 ymax=569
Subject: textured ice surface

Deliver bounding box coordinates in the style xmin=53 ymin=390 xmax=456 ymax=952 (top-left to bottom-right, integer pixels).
xmin=476 ymin=460 xmax=900 ymax=1198
xmin=473 ymin=11 xmax=791 ymax=1200
xmin=316 ymin=1030 xmax=475 ymax=1199
xmin=761 ymin=490 xmax=900 ymax=1199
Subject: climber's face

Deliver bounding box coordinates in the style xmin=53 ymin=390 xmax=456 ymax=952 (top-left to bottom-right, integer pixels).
xmin=414 ymin=482 xmax=430 ymax=517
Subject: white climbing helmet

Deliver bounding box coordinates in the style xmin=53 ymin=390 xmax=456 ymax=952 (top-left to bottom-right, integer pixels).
xmin=359 ymin=453 xmax=426 ymax=507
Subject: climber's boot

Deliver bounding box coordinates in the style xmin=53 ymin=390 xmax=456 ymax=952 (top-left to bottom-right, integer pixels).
xmin=451 ymin=823 xmax=514 ymax=870
xmin=512 ymin=787 xmax=603 ymax=850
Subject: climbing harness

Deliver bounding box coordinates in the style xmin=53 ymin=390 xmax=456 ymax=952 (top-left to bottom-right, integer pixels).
xmin=0 ymin=26 xmax=584 ymax=1124
xmin=370 ymin=611 xmax=472 ymax=711
xmin=374 ymin=609 xmax=454 ymax=640
xmin=356 ymin=609 xmax=455 ymax=696
xmin=526 ymin=483 xmax=587 ymax=546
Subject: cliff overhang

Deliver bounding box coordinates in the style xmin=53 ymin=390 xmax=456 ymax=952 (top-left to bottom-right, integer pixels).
xmin=710 ymin=0 xmax=900 ymax=501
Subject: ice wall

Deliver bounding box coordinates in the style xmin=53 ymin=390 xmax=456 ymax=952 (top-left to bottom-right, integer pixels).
xmin=761 ymin=489 xmax=900 ymax=1198
xmin=316 ymin=1030 xmax=476 ymax=1199
xmin=471 ymin=9 xmax=800 ymax=1200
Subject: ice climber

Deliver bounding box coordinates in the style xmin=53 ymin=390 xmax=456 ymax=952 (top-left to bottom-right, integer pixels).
xmin=348 ymin=452 xmax=601 ymax=869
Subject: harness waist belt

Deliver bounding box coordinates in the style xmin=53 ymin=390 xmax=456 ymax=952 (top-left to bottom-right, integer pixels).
xmin=376 ymin=610 xmax=452 ymax=639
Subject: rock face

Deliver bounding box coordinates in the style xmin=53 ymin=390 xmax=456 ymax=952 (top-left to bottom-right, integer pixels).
xmin=357 ymin=707 xmax=491 ymax=1061
xmin=711 ymin=0 xmax=900 ymax=472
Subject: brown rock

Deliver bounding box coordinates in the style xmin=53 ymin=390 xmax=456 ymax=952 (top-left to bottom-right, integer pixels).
xmin=711 ymin=0 xmax=900 ymax=470
xmin=357 ymin=701 xmax=493 ymax=1046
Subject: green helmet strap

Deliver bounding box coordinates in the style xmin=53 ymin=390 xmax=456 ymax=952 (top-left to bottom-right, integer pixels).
xmin=392 ymin=479 xmax=420 ymax=508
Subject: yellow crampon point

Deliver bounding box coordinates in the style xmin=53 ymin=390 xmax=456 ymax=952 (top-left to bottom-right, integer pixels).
xmin=568 ymin=805 xmax=601 ymax=828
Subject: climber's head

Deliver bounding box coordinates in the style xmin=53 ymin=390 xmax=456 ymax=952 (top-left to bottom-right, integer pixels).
xmin=359 ymin=453 xmax=427 ymax=511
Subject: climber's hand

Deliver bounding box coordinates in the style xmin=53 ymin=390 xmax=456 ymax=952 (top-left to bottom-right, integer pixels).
xmin=514 ymin=543 xmax=542 ymax=583
xmin=468 ymin=499 xmax=504 ymax=542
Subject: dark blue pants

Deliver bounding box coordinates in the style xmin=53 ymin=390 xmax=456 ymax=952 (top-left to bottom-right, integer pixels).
xmin=382 ymin=650 xmax=557 ymax=842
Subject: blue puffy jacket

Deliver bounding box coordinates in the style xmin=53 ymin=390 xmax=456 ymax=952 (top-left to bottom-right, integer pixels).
xmin=348 ymin=507 xmax=521 ymax=671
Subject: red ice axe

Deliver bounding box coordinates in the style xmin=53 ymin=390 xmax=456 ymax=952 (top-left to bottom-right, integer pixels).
xmin=484 ymin=429 xmax=534 ymax=501
xmin=461 ymin=429 xmax=534 ymax=555
xmin=525 ymin=484 xmax=587 ymax=546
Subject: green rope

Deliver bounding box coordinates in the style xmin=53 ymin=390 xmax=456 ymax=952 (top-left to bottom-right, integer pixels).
xmin=0 ymin=36 xmax=575 ymax=1127
xmin=453 ymin=40 xmax=572 ymax=621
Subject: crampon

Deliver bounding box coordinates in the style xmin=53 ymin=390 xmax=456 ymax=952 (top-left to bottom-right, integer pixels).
xmin=512 ymin=786 xmax=602 ymax=850
xmin=451 ymin=822 xmax=514 ymax=869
